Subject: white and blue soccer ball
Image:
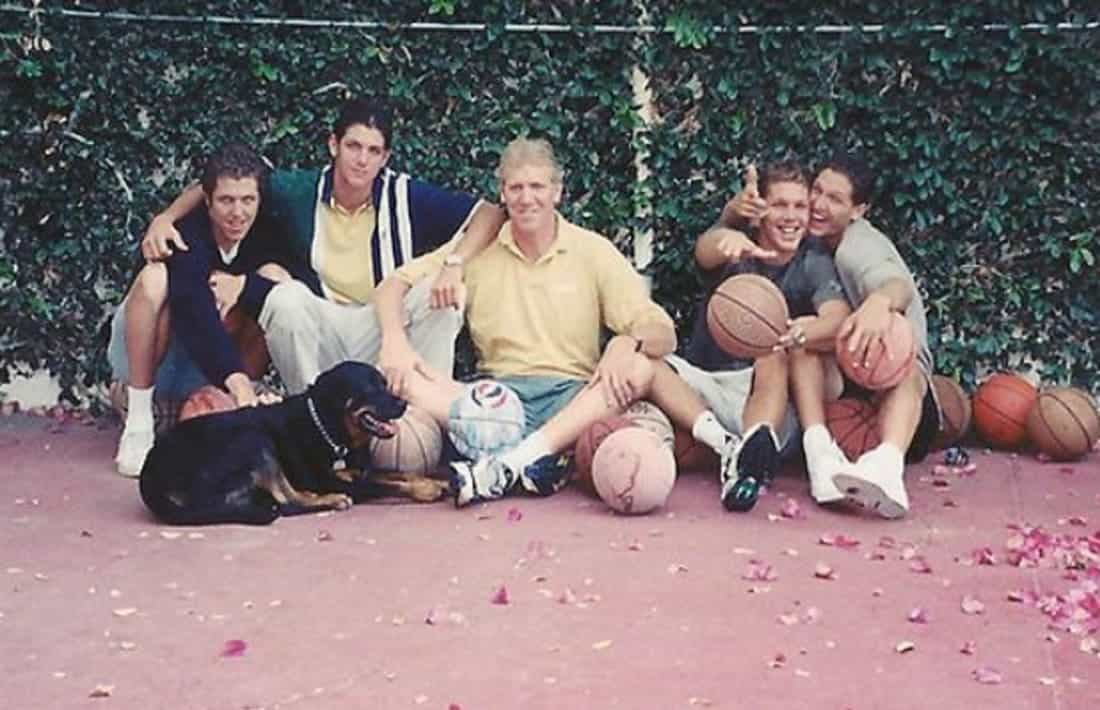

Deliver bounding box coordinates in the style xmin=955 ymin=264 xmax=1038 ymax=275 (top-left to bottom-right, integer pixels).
xmin=447 ymin=380 xmax=526 ymax=459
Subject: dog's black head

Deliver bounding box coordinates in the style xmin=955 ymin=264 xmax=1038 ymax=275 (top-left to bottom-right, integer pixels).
xmin=310 ymin=362 xmax=407 ymax=448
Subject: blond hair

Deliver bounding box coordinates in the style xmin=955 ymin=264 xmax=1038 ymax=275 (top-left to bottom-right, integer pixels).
xmin=496 ymin=137 xmax=563 ymax=189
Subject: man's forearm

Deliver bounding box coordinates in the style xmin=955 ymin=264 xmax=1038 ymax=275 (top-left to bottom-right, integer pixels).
xmin=157 ymin=182 xmax=204 ymax=223
xmin=374 ymin=276 xmax=414 ymax=347
xmin=451 ymin=202 xmax=505 ymax=262
xmin=870 ymin=278 xmax=915 ymax=313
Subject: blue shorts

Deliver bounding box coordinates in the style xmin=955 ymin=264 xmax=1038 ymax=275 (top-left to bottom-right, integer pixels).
xmin=107 ymin=300 xmax=209 ymax=400
xmin=494 ymin=375 xmax=586 ymax=435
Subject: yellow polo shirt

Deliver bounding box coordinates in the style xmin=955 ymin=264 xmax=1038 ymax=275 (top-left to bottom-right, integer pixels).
xmin=316 ymin=200 xmax=377 ymax=305
xmin=395 ymin=215 xmax=672 ymax=380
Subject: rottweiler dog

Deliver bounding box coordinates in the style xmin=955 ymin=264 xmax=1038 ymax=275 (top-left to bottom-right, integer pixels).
xmin=139 ymin=361 xmax=443 ymax=525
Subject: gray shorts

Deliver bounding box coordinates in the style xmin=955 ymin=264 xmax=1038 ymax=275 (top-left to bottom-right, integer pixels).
xmin=494 ymin=375 xmax=586 ymax=435
xmin=107 ymin=298 xmax=209 ymax=399
xmin=665 ymin=354 xmax=799 ymax=457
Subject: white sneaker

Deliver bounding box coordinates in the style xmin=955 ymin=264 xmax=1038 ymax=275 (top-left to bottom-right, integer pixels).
xmin=115 ymin=428 xmax=154 ymax=478
xmin=805 ymin=437 xmax=849 ymax=504
xmin=832 ymin=449 xmax=909 ymax=519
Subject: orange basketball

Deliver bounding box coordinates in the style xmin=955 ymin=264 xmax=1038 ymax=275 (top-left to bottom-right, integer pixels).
xmin=1025 ymin=387 xmax=1100 ymax=461
xmin=673 ymin=426 xmax=718 ymax=472
xmin=836 ymin=312 xmax=916 ymax=391
xmin=591 ymin=427 xmax=677 ymax=515
xmin=825 ymin=398 xmax=881 ymax=461
xmin=178 ymin=385 xmax=237 ymax=423
xmin=706 ymin=273 xmax=789 ymax=359
xmin=931 ymin=374 xmax=971 ymax=450
xmin=574 ymin=416 xmax=634 ymax=494
xmin=369 ymin=405 xmax=444 ymax=475
xmin=972 ymin=372 xmax=1038 ymax=449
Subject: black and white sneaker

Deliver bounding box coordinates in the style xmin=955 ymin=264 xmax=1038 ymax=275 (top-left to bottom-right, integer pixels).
xmin=450 ymin=456 xmax=518 ymax=508
xmin=719 ymin=423 xmax=780 ymax=512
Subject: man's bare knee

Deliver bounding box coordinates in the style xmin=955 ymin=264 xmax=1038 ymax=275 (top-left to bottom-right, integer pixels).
xmin=132 ymin=262 xmax=168 ymax=303
xmin=626 ymin=354 xmax=656 ymax=397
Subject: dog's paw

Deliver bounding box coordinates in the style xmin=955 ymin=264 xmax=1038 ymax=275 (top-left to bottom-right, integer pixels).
xmin=332 ymin=494 xmax=353 ymax=511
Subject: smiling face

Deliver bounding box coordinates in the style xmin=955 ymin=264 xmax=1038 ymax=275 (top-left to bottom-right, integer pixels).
xmin=328 ymin=123 xmax=390 ymax=199
xmin=757 ymin=179 xmax=810 ymax=256
xmin=810 ymin=168 xmax=868 ymax=248
xmin=500 ymin=162 xmax=563 ymax=239
xmin=205 ymin=176 xmax=260 ymax=249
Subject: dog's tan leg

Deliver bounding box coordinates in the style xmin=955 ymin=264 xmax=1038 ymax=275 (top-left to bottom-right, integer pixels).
xmin=262 ymin=468 xmax=352 ymax=513
xmin=376 ymin=472 xmax=448 ymax=502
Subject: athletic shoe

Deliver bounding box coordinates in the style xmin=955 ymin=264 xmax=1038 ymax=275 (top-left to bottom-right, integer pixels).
xmin=720 ymin=423 xmax=780 ymax=512
xmin=450 ymin=456 xmax=518 ymax=508
xmin=831 ymin=452 xmax=909 ymax=519
xmin=805 ymin=436 xmax=849 ymax=504
xmin=115 ymin=428 xmax=154 ymax=478
xmin=518 ymin=452 xmax=573 ymax=496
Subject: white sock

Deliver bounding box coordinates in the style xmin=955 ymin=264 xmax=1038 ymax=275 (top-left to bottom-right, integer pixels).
xmin=859 ymin=442 xmax=905 ymax=477
xmin=125 ymin=386 xmax=154 ymax=432
xmin=803 ymin=424 xmax=834 ymax=457
xmin=499 ymin=431 xmax=552 ymax=472
xmin=692 ymin=411 xmax=735 ymax=454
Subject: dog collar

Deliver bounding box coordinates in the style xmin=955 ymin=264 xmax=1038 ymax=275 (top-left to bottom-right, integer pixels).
xmin=306 ymin=395 xmax=348 ymax=468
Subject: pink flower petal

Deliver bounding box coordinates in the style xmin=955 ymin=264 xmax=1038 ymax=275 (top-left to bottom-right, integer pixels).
xmin=780 ymin=498 xmax=804 ymax=519
xmin=220 ymin=639 xmax=247 ymax=658
xmin=819 ymin=532 xmax=860 ymax=549
xmin=971 ymin=547 xmax=997 ymax=566
xmin=961 ymin=595 xmax=985 ymax=615
xmin=814 ymin=562 xmax=836 ymax=580
xmin=959 ymin=640 xmax=977 ymax=655
xmin=507 ymin=507 xmax=523 ymax=522
xmin=490 ymin=585 xmax=510 ymax=605
xmin=908 ymin=557 xmax=933 ymax=574
xmin=973 ymin=667 xmax=1003 ymax=685
xmin=907 ymin=607 xmax=929 ymax=624
xmin=742 ymin=560 xmax=778 ymax=582
xmin=557 ymin=587 xmax=577 ymax=605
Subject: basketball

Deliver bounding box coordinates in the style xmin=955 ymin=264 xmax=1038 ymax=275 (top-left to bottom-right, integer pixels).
xmin=573 ymin=416 xmax=635 ymax=494
xmin=178 ymin=385 xmax=237 ymax=423
xmin=972 ymin=372 xmax=1038 ymax=449
xmin=673 ymin=426 xmax=718 ymax=472
xmin=825 ymin=398 xmax=881 ymax=461
xmin=623 ymin=400 xmax=674 ymax=450
xmin=931 ymin=374 xmax=972 ymax=450
xmin=447 ymin=380 xmax=526 ymax=459
xmin=836 ymin=312 xmax=916 ymax=391
xmin=1025 ymin=387 xmax=1100 ymax=461
xmin=369 ymin=405 xmax=444 ymax=475
xmin=591 ymin=427 xmax=676 ymax=515
xmin=706 ymin=273 xmax=789 ymax=359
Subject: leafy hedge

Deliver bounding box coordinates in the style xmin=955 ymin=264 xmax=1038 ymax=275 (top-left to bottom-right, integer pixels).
xmin=1 ymin=1 xmax=1097 ymax=404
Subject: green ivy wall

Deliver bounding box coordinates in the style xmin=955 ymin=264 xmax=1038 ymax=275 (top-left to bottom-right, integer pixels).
xmin=1 ymin=1 xmax=1097 ymax=403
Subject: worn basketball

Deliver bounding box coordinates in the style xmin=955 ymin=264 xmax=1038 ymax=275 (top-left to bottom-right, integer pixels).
xmin=369 ymin=405 xmax=444 ymax=475
xmin=1025 ymin=387 xmax=1100 ymax=461
xmin=447 ymin=380 xmax=526 ymax=459
xmin=836 ymin=312 xmax=916 ymax=391
xmin=931 ymin=374 xmax=972 ymax=450
xmin=706 ymin=273 xmax=789 ymax=359
xmin=591 ymin=427 xmax=676 ymax=515
xmin=825 ymin=398 xmax=881 ymax=461
xmin=673 ymin=426 xmax=718 ymax=472
xmin=623 ymin=400 xmax=674 ymax=450
xmin=177 ymin=385 xmax=237 ymax=423
xmin=972 ymin=372 xmax=1038 ymax=449
xmin=573 ymin=416 xmax=635 ymax=494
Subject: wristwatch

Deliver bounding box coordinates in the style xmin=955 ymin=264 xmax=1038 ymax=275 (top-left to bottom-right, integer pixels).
xmin=443 ymin=254 xmax=464 ymax=268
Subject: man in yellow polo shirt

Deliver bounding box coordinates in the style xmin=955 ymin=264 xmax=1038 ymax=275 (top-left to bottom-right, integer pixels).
xmin=374 ymin=137 xmax=676 ymax=507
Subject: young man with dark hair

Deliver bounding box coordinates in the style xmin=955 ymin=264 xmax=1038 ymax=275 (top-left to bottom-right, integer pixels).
xmin=728 ymin=153 xmax=940 ymax=518
xmin=647 ymin=161 xmax=850 ymax=511
xmin=141 ymin=97 xmax=505 ymax=395
xmin=110 ymin=143 xmax=293 ymax=476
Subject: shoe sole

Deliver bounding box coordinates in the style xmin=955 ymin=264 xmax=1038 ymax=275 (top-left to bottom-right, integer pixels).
xmin=832 ymin=473 xmax=907 ymax=519
xmin=115 ymin=464 xmax=141 ymax=479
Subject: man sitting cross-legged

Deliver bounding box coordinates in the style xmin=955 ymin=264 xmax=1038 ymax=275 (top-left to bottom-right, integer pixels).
xmin=373 ymin=137 xmax=677 ymax=507
xmin=647 ymin=161 xmax=851 ymax=511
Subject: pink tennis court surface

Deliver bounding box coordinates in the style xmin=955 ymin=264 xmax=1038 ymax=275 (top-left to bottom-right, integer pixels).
xmin=3 ymin=411 xmax=1098 ymax=709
